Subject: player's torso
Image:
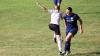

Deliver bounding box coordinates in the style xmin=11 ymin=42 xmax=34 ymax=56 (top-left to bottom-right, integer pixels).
xmin=64 ymin=14 xmax=78 ymax=29
xmin=50 ymin=12 xmax=61 ymax=25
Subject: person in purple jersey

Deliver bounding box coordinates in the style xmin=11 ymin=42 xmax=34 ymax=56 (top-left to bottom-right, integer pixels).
xmin=54 ymin=0 xmax=62 ymax=9
xmin=61 ymin=7 xmax=83 ymax=56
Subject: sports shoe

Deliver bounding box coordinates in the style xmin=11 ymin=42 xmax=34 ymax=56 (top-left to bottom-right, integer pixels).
xmin=65 ymin=51 xmax=70 ymax=56
xmin=61 ymin=51 xmax=70 ymax=56
xmin=59 ymin=52 xmax=64 ymax=56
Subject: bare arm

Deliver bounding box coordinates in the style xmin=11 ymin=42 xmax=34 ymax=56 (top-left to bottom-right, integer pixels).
xmin=60 ymin=13 xmax=63 ymax=20
xmin=36 ymin=2 xmax=48 ymax=12
xmin=64 ymin=20 xmax=67 ymax=28
xmin=78 ymin=18 xmax=83 ymax=33
xmin=60 ymin=12 xmax=64 ymax=20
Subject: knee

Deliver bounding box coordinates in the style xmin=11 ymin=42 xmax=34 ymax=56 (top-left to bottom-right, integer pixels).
xmin=65 ymin=32 xmax=73 ymax=42
xmin=56 ymin=35 xmax=61 ymax=40
xmin=65 ymin=36 xmax=72 ymax=42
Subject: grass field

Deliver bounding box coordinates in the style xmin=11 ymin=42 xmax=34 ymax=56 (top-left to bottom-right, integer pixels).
xmin=0 ymin=0 xmax=100 ymax=56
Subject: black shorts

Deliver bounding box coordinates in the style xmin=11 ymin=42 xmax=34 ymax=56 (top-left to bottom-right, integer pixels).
xmin=49 ymin=24 xmax=61 ymax=35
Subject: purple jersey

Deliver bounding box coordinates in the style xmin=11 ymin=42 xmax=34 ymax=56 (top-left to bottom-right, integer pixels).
xmin=63 ymin=13 xmax=80 ymax=36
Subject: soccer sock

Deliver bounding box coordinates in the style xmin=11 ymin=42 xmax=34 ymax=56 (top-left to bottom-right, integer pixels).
xmin=64 ymin=41 xmax=70 ymax=52
xmin=56 ymin=35 xmax=62 ymax=52
xmin=54 ymin=33 xmax=56 ymax=38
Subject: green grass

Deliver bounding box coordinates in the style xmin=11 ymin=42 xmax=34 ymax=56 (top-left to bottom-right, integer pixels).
xmin=0 ymin=0 xmax=100 ymax=56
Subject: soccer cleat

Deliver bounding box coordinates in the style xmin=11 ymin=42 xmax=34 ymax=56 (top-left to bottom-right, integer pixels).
xmin=60 ymin=51 xmax=70 ymax=56
xmin=58 ymin=52 xmax=64 ymax=56
xmin=65 ymin=51 xmax=70 ymax=56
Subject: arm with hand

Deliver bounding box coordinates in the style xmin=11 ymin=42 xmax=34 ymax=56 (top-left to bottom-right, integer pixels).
xmin=78 ymin=18 xmax=83 ymax=34
xmin=64 ymin=20 xmax=67 ymax=28
xmin=36 ymin=2 xmax=48 ymax=12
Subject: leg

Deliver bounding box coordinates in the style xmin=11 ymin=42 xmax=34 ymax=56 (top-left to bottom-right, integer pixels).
xmin=53 ymin=32 xmax=57 ymax=43
xmin=64 ymin=32 xmax=73 ymax=55
xmin=56 ymin=35 xmax=62 ymax=52
xmin=54 ymin=32 xmax=56 ymax=38
xmin=49 ymin=24 xmax=62 ymax=54
xmin=54 ymin=25 xmax=62 ymax=53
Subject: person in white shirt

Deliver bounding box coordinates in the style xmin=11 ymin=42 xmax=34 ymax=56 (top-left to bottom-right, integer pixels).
xmin=36 ymin=2 xmax=63 ymax=55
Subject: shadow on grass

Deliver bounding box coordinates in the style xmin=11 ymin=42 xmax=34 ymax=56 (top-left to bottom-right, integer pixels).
xmin=79 ymin=12 xmax=100 ymax=14
xmin=71 ymin=52 xmax=100 ymax=56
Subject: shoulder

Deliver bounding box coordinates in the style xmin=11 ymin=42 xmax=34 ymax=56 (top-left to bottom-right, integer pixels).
xmin=48 ymin=9 xmax=54 ymax=14
xmin=73 ymin=13 xmax=79 ymax=16
xmin=73 ymin=13 xmax=80 ymax=19
xmin=73 ymin=13 xmax=78 ymax=16
xmin=48 ymin=9 xmax=53 ymax=11
xmin=63 ymin=13 xmax=67 ymax=17
xmin=63 ymin=13 xmax=67 ymax=19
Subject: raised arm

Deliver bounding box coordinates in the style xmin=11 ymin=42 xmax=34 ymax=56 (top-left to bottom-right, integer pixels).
xmin=36 ymin=2 xmax=48 ymax=12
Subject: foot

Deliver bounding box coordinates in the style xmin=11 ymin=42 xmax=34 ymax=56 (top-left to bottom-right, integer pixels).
xmin=59 ymin=52 xmax=64 ymax=56
xmin=61 ymin=51 xmax=70 ymax=56
xmin=65 ymin=51 xmax=70 ymax=56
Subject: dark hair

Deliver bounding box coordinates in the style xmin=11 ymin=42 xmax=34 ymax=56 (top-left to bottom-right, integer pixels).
xmin=67 ymin=7 xmax=72 ymax=12
xmin=57 ymin=6 xmax=59 ymax=10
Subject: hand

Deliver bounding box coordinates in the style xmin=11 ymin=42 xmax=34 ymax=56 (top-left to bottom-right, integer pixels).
xmin=57 ymin=3 xmax=60 ymax=6
xmin=36 ymin=2 xmax=47 ymax=11
xmin=43 ymin=7 xmax=47 ymax=11
xmin=80 ymin=29 xmax=83 ymax=34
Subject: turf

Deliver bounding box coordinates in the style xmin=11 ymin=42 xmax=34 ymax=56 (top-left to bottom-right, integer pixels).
xmin=0 ymin=0 xmax=100 ymax=56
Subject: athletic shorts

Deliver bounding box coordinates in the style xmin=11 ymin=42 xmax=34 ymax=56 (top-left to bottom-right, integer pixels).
xmin=49 ymin=24 xmax=61 ymax=35
xmin=66 ymin=28 xmax=78 ymax=37
xmin=54 ymin=0 xmax=62 ymax=6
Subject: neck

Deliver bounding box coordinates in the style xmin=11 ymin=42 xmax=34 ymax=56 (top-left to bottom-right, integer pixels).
xmin=67 ymin=13 xmax=72 ymax=16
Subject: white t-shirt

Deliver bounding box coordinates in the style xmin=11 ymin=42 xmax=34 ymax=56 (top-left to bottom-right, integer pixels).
xmin=48 ymin=9 xmax=62 ymax=25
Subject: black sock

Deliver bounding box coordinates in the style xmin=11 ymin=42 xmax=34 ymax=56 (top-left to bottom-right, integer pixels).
xmin=64 ymin=41 xmax=70 ymax=52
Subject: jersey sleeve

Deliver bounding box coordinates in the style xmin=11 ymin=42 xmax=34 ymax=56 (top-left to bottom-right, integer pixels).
xmin=76 ymin=14 xmax=80 ymax=20
xmin=48 ymin=9 xmax=53 ymax=14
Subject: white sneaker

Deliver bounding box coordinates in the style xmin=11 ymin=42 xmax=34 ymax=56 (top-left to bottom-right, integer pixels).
xmin=65 ymin=51 xmax=70 ymax=56
xmin=61 ymin=51 xmax=70 ymax=56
